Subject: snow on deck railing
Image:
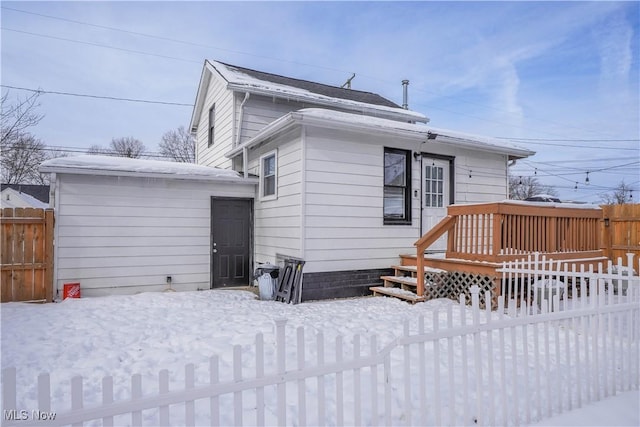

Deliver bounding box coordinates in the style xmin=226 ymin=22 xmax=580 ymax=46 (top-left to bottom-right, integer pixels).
xmin=3 ymin=286 xmax=639 ymax=426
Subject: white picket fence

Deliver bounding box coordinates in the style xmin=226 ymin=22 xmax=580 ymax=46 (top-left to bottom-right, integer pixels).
xmin=499 ymin=252 xmax=640 ymax=315
xmin=3 ymin=284 xmax=639 ymax=426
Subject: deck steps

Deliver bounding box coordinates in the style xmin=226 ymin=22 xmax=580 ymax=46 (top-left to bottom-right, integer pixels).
xmin=391 ymin=265 xmax=448 ymax=277
xmin=371 ymin=264 xmax=450 ymax=304
xmin=369 ymin=286 xmax=425 ymax=303
xmin=381 ymin=275 xmax=417 ymax=290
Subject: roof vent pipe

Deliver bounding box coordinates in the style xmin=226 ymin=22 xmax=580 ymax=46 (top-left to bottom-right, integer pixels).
xmin=402 ymin=80 xmax=409 ymax=109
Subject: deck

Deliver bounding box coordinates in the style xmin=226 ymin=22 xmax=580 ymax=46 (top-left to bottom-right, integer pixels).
xmin=403 ymin=201 xmax=606 ymax=300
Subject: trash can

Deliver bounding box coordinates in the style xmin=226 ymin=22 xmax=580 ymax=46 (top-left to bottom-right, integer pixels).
xmin=254 ymin=264 xmax=279 ymax=300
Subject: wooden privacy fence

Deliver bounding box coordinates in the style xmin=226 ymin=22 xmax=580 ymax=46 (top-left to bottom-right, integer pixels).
xmin=601 ymin=204 xmax=640 ymax=265
xmin=3 ymin=287 xmax=638 ymax=426
xmin=1 ymin=208 xmax=54 ymax=302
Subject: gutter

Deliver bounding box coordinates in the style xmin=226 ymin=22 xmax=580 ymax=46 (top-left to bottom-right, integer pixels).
xmin=39 ymin=165 xmax=259 ymax=185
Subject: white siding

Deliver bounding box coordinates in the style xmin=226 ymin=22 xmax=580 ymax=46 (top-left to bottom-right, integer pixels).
xmin=303 ymin=127 xmax=422 ymax=273
xmin=53 ymin=174 xmax=254 ymax=298
xmin=453 ymin=151 xmax=508 ymax=203
xmin=300 ymin=128 xmax=510 ymax=274
xmin=195 ymin=73 xmax=235 ymax=169
xmin=421 ymin=143 xmax=508 ymax=203
xmin=238 ymin=95 xmax=365 ymax=146
xmin=248 ymin=128 xmax=303 ymax=264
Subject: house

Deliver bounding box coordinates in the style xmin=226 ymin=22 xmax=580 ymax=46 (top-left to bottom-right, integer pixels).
xmin=1 ymin=184 xmax=50 ymax=209
xmin=189 ymin=60 xmax=534 ymax=300
xmin=40 ymin=60 xmax=534 ymax=301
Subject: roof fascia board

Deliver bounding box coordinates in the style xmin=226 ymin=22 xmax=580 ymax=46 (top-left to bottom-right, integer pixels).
xmin=226 ymin=111 xmax=425 ymax=159
xmin=433 ymin=135 xmax=534 ymax=158
xmin=39 ymin=165 xmax=258 ymax=185
xmin=226 ymin=111 xmax=534 ymax=160
xmin=189 ymin=60 xmax=229 ymax=134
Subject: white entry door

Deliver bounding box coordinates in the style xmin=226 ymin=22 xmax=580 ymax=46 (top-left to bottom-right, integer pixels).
xmin=422 ymin=157 xmax=450 ymax=253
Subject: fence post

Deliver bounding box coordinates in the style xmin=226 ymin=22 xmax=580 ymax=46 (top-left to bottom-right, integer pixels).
xmin=275 ymin=319 xmax=287 ymax=425
xmin=44 ymin=209 xmax=54 ymax=302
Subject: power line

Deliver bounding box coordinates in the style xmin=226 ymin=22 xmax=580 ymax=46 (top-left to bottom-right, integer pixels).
xmin=500 ymin=137 xmax=639 ymax=142
xmin=1 ymin=27 xmax=201 ymax=64
xmin=4 ymin=6 xmax=636 ymax=142
xmin=505 ymin=140 xmax=638 ymax=151
xmin=1 ymin=6 xmax=349 ymax=75
xmin=1 ymin=84 xmax=194 ymax=107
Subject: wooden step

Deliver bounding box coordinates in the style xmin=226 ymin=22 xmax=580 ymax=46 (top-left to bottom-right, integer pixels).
xmin=391 ymin=265 xmax=448 ymax=277
xmin=369 ymin=286 xmax=425 ymax=303
xmin=381 ymin=275 xmax=417 ymax=290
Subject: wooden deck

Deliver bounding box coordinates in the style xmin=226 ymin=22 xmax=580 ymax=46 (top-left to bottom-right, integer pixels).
xmin=410 ymin=201 xmax=607 ymax=299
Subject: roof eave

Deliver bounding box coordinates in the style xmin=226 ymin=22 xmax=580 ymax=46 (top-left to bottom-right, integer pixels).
xmin=189 ymin=60 xmax=222 ymax=135
xmin=225 ymin=110 xmax=427 ymax=159
xmin=39 ymin=164 xmax=258 ymax=185
xmin=433 ymin=135 xmax=535 ymax=159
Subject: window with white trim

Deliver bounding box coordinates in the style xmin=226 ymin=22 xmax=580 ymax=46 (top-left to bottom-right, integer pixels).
xmin=260 ymin=151 xmax=277 ymax=199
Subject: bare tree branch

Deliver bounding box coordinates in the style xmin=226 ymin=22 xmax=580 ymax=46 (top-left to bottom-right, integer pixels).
xmin=1 ymin=91 xmax=44 ymax=145
xmin=88 ymin=137 xmax=146 ymax=158
xmin=1 ymin=132 xmax=49 ymax=184
xmin=600 ymin=181 xmax=634 ymax=205
xmin=159 ymin=126 xmax=195 ymax=163
xmin=508 ymin=175 xmax=558 ymax=200
xmin=1 ymin=91 xmax=49 ymax=184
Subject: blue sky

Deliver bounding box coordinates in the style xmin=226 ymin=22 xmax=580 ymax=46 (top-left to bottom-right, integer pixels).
xmin=2 ymin=1 xmax=638 ymax=203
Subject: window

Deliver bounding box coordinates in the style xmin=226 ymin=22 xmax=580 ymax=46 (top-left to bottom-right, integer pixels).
xmin=207 ymin=105 xmax=215 ymax=147
xmin=261 ymin=151 xmax=277 ymax=199
xmin=383 ymin=147 xmax=411 ymax=224
xmin=424 ymin=164 xmax=444 ymax=207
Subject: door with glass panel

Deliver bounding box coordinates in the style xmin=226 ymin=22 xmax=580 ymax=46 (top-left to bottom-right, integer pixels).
xmin=422 ymin=157 xmax=450 ymax=252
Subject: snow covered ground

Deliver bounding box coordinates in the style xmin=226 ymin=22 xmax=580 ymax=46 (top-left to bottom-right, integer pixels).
xmin=1 ymin=289 xmax=637 ymax=426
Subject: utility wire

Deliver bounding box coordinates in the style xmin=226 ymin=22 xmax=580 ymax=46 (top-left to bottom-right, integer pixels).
xmin=500 ymin=137 xmax=639 ymax=142
xmin=3 ymin=6 xmax=635 ymax=142
xmin=1 ymin=6 xmax=349 ymax=75
xmin=2 ymin=27 xmax=201 ymax=64
xmin=1 ymin=84 xmax=194 ymax=107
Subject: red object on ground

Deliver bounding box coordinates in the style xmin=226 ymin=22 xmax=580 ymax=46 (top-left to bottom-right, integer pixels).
xmin=63 ymin=283 xmax=81 ymax=299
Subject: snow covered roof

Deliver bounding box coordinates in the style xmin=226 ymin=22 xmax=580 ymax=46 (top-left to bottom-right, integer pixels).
xmin=1 ymin=187 xmax=49 ymax=209
xmin=1 ymin=184 xmax=49 ymax=203
xmin=39 ymin=155 xmax=257 ymax=184
xmin=217 ymin=61 xmax=401 ymax=108
xmin=226 ymin=108 xmax=535 ymax=160
xmin=190 ymin=60 xmax=428 ymax=133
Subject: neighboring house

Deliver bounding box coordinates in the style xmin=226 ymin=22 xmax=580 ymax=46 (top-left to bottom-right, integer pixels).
xmin=1 ymin=184 xmax=50 ymax=209
xmin=41 ymin=60 xmax=534 ymax=301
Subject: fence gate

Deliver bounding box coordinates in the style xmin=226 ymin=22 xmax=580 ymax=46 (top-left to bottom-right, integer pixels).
xmin=0 ymin=208 xmax=54 ymax=302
